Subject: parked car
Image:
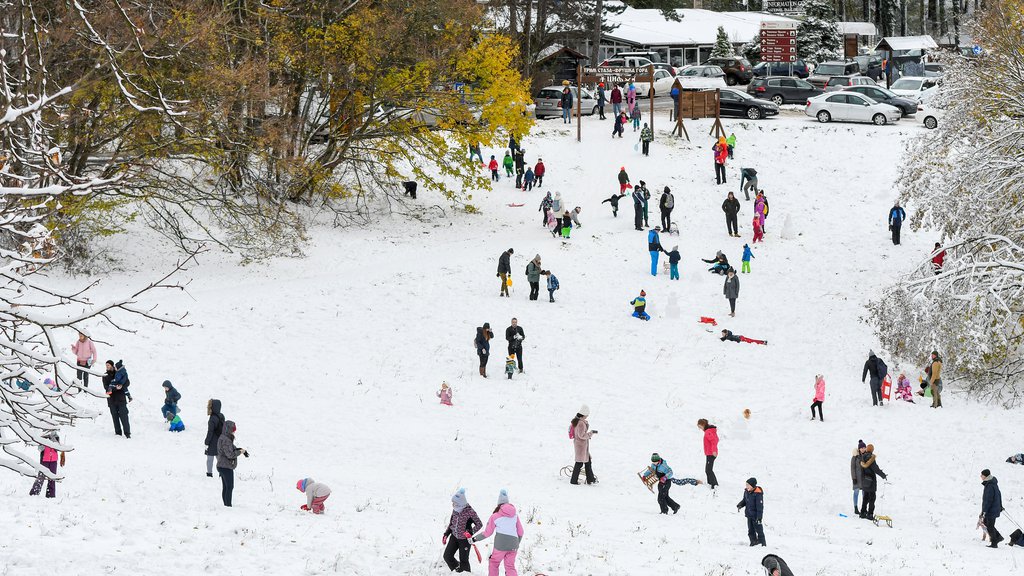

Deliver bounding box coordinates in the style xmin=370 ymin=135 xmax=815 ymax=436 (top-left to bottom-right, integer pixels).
xmin=615 ymin=52 xmax=677 ymax=76
xmin=923 ymin=62 xmax=945 ymax=77
xmin=807 ymin=61 xmax=861 ymax=89
xmin=919 ymin=104 xmax=943 ymax=129
xmin=632 ymin=69 xmax=677 ymax=98
xmin=533 ymin=86 xmax=598 ymax=119
xmin=751 ymin=60 xmax=810 ymax=78
xmin=747 ymin=76 xmax=821 ymax=105
xmin=852 ymin=55 xmax=884 ymax=80
xmin=844 ymin=85 xmax=919 ymax=116
xmin=889 ymin=76 xmax=940 ymax=101
xmin=599 ymin=56 xmax=654 ymax=69
xmin=676 ymin=65 xmax=728 ymax=90
xmin=714 ymin=88 xmax=779 ymax=120
xmin=804 ymin=91 xmax=902 ymax=125
xmin=823 ymin=75 xmax=876 ymax=92
xmin=703 ymin=56 xmax=754 ymax=86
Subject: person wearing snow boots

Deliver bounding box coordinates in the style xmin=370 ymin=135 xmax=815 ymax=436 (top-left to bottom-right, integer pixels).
xmin=469 ymin=489 xmax=524 ymax=576
xmin=296 ymin=477 xmax=332 ymax=514
xmin=888 ymin=201 xmax=907 ymax=245
xmin=502 ymin=151 xmax=514 ymax=178
xmin=737 ymin=478 xmax=766 ymax=546
xmin=538 ymin=193 xmax=553 ymax=227
xmin=513 ymin=149 xmax=526 ymax=189
xmin=475 ymin=323 xmax=493 ymax=377
xmin=659 ymin=186 xmax=674 ymax=232
xmin=724 ymin=267 xmax=740 ymax=317
xmin=551 ymin=191 xmax=563 ymax=214
xmin=714 ymin=137 xmax=728 ymax=185
xmin=612 ymin=110 xmax=626 ymax=138
xmin=631 ymin=290 xmax=650 ymax=321
xmin=71 ymin=331 xmax=96 ymax=387
xmin=630 ymin=103 xmax=641 ymax=131
xmin=534 ymin=159 xmax=545 ymax=188
xmin=560 ymin=86 xmax=574 ymax=124
xmin=723 ymin=192 xmax=740 ymax=237
xmin=698 ymin=419 xmax=719 ymax=489
xmin=810 ymin=374 xmax=825 ymax=421
xmin=488 ymin=156 xmax=500 ymax=181
xmin=719 ymin=329 xmax=767 ymax=345
xmin=648 ymin=227 xmax=665 ymax=276
xmin=497 ymin=248 xmax=514 ymax=298
xmin=555 ymin=210 xmax=573 ymax=239
xmin=861 ymin=351 xmax=888 ymax=407
xmin=216 ymin=420 xmax=247 ymax=507
xmin=617 ymin=167 xmax=631 ymax=194
xmin=858 ymin=444 xmax=887 ymax=519
xmin=161 ymin=380 xmax=181 ymax=421
xmin=28 ymin=431 xmax=62 ymax=498
xmin=726 ymin=133 xmax=736 ymax=158
xmin=205 ymin=399 xmax=224 ymax=477
xmin=647 ymin=453 xmax=680 ymax=514
xmin=505 ymin=318 xmax=525 ymax=373
xmin=610 ymin=84 xmax=623 ymax=116
xmin=851 ymin=440 xmax=867 ymax=515
xmin=102 ymin=360 xmax=131 ymax=438
xmin=602 ymin=192 xmax=626 ymax=218
xmin=740 ymin=168 xmax=758 ymax=201
xmin=703 ymin=251 xmax=730 ymax=275
xmin=570 ymin=207 xmax=582 ymax=229
xmin=597 ymin=83 xmax=607 ymax=119
xmin=981 ymin=469 xmax=1004 ymax=548
xmin=928 ymin=350 xmax=943 ymax=408
xmin=570 ymin=405 xmax=598 ymax=485
xmin=640 ymin=123 xmax=654 ymax=156
xmin=741 ymin=244 xmax=754 ymax=273
xmin=667 ymin=246 xmax=681 ymax=280
xmin=522 ymin=167 xmax=535 ymax=191
xmin=546 ymin=271 xmax=559 ymax=303
xmin=760 ymin=554 xmax=794 ymax=576
xmin=526 ymin=255 xmax=546 ymax=301
xmin=754 ymin=191 xmax=768 ymax=236
xmin=632 ymin=182 xmax=646 ymax=231
xmin=508 ymin=134 xmax=519 ymax=157
xmin=626 ymin=82 xmax=637 ymax=115
xmin=444 ymin=488 xmax=483 ymax=572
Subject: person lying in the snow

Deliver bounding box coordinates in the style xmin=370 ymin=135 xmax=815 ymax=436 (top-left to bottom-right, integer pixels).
xmin=720 ymin=329 xmax=767 ymax=345
xmin=297 ymin=477 xmax=332 ymax=514
xmin=702 ymin=251 xmax=730 ymax=274
xmin=1007 ymin=454 xmax=1024 ymax=465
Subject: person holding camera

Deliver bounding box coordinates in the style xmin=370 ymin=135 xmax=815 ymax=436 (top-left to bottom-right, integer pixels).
xmin=505 ymin=318 xmax=525 ymax=373
xmin=102 ymin=360 xmax=132 ymax=438
xmin=216 ymin=420 xmax=248 ymax=507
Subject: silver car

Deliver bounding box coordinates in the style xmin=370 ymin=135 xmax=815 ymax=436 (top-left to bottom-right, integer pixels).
xmin=534 ymin=86 xmax=599 ymax=119
xmin=804 ymin=91 xmax=902 ymax=125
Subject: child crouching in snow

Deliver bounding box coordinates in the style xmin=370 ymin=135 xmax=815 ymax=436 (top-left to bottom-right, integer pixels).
xmin=168 ymin=414 xmax=185 ymax=431
xmin=297 ymin=478 xmax=332 ymax=514
xmin=437 ymin=382 xmax=453 ymax=405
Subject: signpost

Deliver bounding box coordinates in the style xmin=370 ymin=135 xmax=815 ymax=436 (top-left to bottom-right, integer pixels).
xmin=760 ymin=21 xmax=798 ymax=63
xmin=763 ymin=0 xmax=804 ymax=15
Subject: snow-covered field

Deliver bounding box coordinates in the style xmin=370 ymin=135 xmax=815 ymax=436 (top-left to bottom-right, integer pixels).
xmin=3 ymin=113 xmax=1022 ymax=576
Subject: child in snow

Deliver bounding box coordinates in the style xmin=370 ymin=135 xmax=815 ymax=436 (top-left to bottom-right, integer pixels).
xmin=523 ymin=167 xmax=535 ymax=191
xmin=437 ymin=382 xmax=453 ymax=406
xmin=443 ymin=488 xmax=483 ymax=572
xmin=468 ymin=489 xmax=524 ymax=576
xmin=640 ymin=453 xmax=697 ymax=514
xmin=502 ymin=151 xmax=514 ymax=177
xmin=741 ymin=244 xmax=754 ymax=273
xmin=631 ymin=290 xmax=650 ymax=321
xmin=755 ymin=191 xmax=768 ymax=233
xmin=1006 ymin=453 xmax=1024 ymax=465
xmin=505 ymin=355 xmax=516 ymax=379
xmin=602 ymin=192 xmax=626 ymax=217
xmin=296 ymin=477 xmax=332 ymax=514
xmin=726 ymin=133 xmax=736 ymax=159
xmin=161 ymin=380 xmax=180 ymax=421
xmin=895 ymin=374 xmax=914 ymax=402
xmin=29 ymin=431 xmax=62 ymax=498
xmin=720 ymin=329 xmax=767 ymax=346
xmin=169 ymin=414 xmax=185 ymax=432
xmin=570 ymin=207 xmax=582 ymax=229
xmin=546 ymin=272 xmax=559 ymax=303
xmin=714 ymin=137 xmax=728 ymax=185
xmin=612 ymin=112 xmax=626 ymax=138
xmin=554 ymin=210 xmax=572 ymax=239
xmin=737 ymin=477 xmax=767 ymax=546
xmin=810 ymin=374 xmax=825 ymax=421
xmin=752 ymin=214 xmax=764 ymax=243
xmin=667 ymin=246 xmax=681 ymax=280
xmin=631 ymin=104 xmax=641 ymax=131
xmin=489 ymin=156 xmax=500 ymax=181
xmin=538 ymin=192 xmax=553 ymax=226
xmin=534 ymin=158 xmax=545 ymax=188
xmin=702 ymin=251 xmax=730 ymax=274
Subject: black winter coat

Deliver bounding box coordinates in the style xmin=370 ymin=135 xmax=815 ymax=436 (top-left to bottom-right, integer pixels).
xmin=862 ymin=355 xmax=881 ymax=381
xmin=722 ymin=197 xmax=740 ymax=217
xmin=497 ymin=251 xmax=512 ymax=275
xmin=205 ymin=399 xmax=225 ymax=456
xmin=505 ymin=325 xmax=525 ymax=349
xmin=859 ymin=453 xmax=887 ymax=490
xmin=982 ymin=477 xmax=1003 ymax=518
xmin=738 ymin=487 xmax=764 ymax=519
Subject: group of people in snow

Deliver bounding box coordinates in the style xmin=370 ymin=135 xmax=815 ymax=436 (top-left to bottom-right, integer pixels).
xmin=473 ymin=318 xmax=530 ymax=379
xmin=862 ymin=349 xmax=944 ymax=408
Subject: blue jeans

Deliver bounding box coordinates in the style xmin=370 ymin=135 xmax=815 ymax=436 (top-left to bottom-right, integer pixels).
xmin=161 ymin=403 xmax=179 ymax=420
xmin=670 ymin=263 xmax=679 ymax=280
xmin=650 ymin=251 xmax=659 ymax=276
xmin=562 ymin=107 xmax=571 ymax=123
xmin=613 ymin=103 xmax=621 ymax=116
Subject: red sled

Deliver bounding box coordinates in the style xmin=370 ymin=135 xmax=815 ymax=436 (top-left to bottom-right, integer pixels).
xmin=881 ymin=374 xmax=892 ymax=400
xmin=699 ymin=316 xmax=718 ymax=326
xmin=507 ymin=203 xmax=525 ymax=207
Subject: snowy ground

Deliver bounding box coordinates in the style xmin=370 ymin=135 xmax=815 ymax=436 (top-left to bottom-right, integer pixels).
xmin=3 ymin=113 xmax=1022 ymax=576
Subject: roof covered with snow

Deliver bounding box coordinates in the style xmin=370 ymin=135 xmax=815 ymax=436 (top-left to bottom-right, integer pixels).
xmin=603 ymin=7 xmax=799 ymax=46
xmin=874 ymin=35 xmax=939 ymax=51
xmin=837 ymin=21 xmax=877 ymax=36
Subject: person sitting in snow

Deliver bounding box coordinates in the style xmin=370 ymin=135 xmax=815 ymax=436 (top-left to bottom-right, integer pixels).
xmin=437 ymin=382 xmax=453 ymax=406
xmin=296 ymin=477 xmax=332 ymax=514
xmin=161 ymin=380 xmax=180 ymax=421
xmin=1006 ymin=453 xmax=1024 ymax=465
xmin=631 ymin=290 xmax=650 ymax=321
xmin=760 ymin=554 xmax=794 ymax=576
xmin=168 ymin=413 xmax=185 ymax=432
xmin=895 ymin=374 xmax=914 ymax=402
xmin=702 ymin=251 xmax=730 ymax=275
xmin=720 ymin=329 xmax=767 ymax=346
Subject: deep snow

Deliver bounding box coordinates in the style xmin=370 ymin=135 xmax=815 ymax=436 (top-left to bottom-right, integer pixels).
xmin=2 ymin=113 xmax=1022 ymax=576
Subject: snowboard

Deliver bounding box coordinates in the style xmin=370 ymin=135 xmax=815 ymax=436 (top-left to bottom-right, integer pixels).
xmin=881 ymin=375 xmax=892 ymax=400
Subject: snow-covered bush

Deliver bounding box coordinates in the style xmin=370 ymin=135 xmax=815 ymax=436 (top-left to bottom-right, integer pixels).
xmin=797 ymin=0 xmax=841 ymax=64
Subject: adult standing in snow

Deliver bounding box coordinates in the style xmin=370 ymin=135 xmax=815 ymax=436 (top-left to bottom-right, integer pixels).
xmin=505 ymin=318 xmax=525 ymax=374
xmin=610 ymin=83 xmax=623 ymax=117
xmin=514 ymin=148 xmax=526 ymax=189
xmin=508 ymin=134 xmax=519 ymax=158
xmin=659 ymin=186 xmax=674 ymax=232
xmin=851 ymin=440 xmax=866 ymax=516
xmin=861 ymin=351 xmax=887 ymax=407
xmin=649 ymin=453 xmax=680 ymax=514
xmin=888 ymin=201 xmax=906 ymax=245
xmin=597 ymin=83 xmax=607 ymax=119
xmin=71 ymin=332 xmax=96 ymax=387
xmin=216 ymin=420 xmax=247 ymax=507
xmin=103 ymin=360 xmax=131 ymax=438
xmin=810 ymin=374 xmax=825 ymax=421
xmin=469 ymin=489 xmax=524 ymax=576
xmin=698 ymin=419 xmax=719 ymax=489
xmin=858 ymin=444 xmax=887 ymax=519
xmin=737 ymin=477 xmax=766 ymax=546
xmin=722 ymin=192 xmax=740 ymax=237
xmin=928 ymin=350 xmax=943 ymax=408
xmin=475 ymin=323 xmax=493 ymax=377
xmin=931 ymin=242 xmax=945 ymax=274
xmin=632 ymin=184 xmax=645 ymax=232
xmin=740 ymin=167 xmax=758 ymax=201
xmin=560 ymin=86 xmax=574 ymax=124
xmin=641 ymin=185 xmax=651 ymax=228
xmin=714 ymin=137 xmax=728 ymax=185
xmin=724 ymin=268 xmax=740 ymax=317
xmin=980 ymin=469 xmax=1004 ymax=548
xmin=552 ymin=191 xmax=563 ymax=214
xmin=443 ymin=488 xmax=483 ymax=572
xmin=648 ymin=227 xmax=665 ymax=276
xmin=640 ymin=123 xmax=653 ymax=156
xmin=205 ymin=399 xmax=225 ymax=478
xmin=497 ymin=248 xmax=514 ymax=298
xmin=570 ymin=405 xmax=598 ymax=485
xmin=526 ymin=255 xmax=546 ymax=301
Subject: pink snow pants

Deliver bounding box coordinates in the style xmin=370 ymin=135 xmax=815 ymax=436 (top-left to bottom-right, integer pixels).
xmin=488 ymin=550 xmax=517 ymax=576
xmin=311 ymin=495 xmax=329 ymax=514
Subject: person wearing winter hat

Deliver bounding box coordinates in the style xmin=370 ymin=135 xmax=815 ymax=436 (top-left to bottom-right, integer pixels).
xmin=858 ymin=444 xmax=887 ymax=519
xmin=632 ymin=181 xmax=646 ymax=231
xmin=761 ymin=553 xmax=795 ymax=576
xmin=631 ymin=290 xmax=650 ymax=321
xmin=851 ymin=440 xmax=867 ymax=515
xmin=161 ymin=380 xmax=181 ymax=421
xmin=296 ymin=477 xmax=332 ymax=514
xmin=617 ymin=166 xmax=631 ymax=194
xmin=980 ymin=469 xmax=1004 ymax=548
xmin=468 ymin=489 xmax=524 ymax=576
xmin=645 ymin=453 xmax=680 ymax=514
xmin=102 ymin=360 xmax=131 ymax=438
xmin=497 ymin=248 xmax=514 ymax=298
xmin=737 ymin=477 xmax=766 ymax=546
xmin=205 ymin=399 xmax=225 ymax=477
xmin=929 ymin=350 xmax=943 ymax=408
xmin=526 ymin=255 xmax=546 ymax=301
xmin=648 ymin=226 xmax=665 ymax=276
xmin=659 ymin=186 xmax=673 ymax=231
xmin=570 ymin=405 xmax=598 ymax=485
xmin=475 ymin=323 xmax=493 ymax=377
xmin=697 ymin=419 xmax=719 ymax=489
xmin=443 ymin=488 xmax=482 ymax=572
xmin=216 ymin=420 xmax=248 ymax=507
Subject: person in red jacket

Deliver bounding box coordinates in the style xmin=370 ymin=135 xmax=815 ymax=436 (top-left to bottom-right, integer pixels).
xmin=698 ymin=418 xmax=719 ymax=489
xmin=488 ymin=155 xmax=500 ymax=182
xmin=534 ymin=159 xmax=545 ymax=188
xmin=714 ymin=137 xmax=728 ymax=185
xmin=931 ymin=242 xmax=945 ymax=275
xmin=610 ymin=84 xmax=623 ymax=117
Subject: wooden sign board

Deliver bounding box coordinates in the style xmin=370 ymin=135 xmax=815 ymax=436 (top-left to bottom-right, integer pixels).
xmin=844 ymin=34 xmax=859 ymax=59
xmin=581 ymin=65 xmax=653 ymax=84
xmin=679 ymin=90 xmax=720 ymax=119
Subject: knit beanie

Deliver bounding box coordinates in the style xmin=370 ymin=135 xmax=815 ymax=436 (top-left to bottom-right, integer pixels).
xmin=858 ymin=439 xmax=866 ymax=449
xmin=163 ymin=380 xmax=172 ymax=388
xmin=452 ymin=488 xmax=468 ymax=512
xmin=640 ymin=290 xmax=646 ymax=296
xmin=651 ymin=453 xmax=661 ymax=462
xmin=578 ymin=404 xmax=590 ymax=417
xmin=497 ymin=488 xmax=509 ymax=505
xmin=746 ymin=477 xmax=757 ymax=488
xmin=296 ymin=478 xmax=309 ymax=492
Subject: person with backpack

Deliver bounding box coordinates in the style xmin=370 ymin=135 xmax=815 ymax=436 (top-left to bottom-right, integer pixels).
xmin=928 ymin=350 xmax=943 ymax=408
xmin=737 ymin=477 xmax=766 ymax=546
xmin=888 ymin=201 xmax=907 ymax=245
xmin=648 ymin=226 xmax=665 ymax=276
xmin=570 ymin=405 xmax=598 ymax=485
xmin=723 ymin=192 xmax=740 ymax=237
xmin=740 ymin=168 xmax=758 ymax=201
xmin=205 ymin=399 xmax=224 ymax=477
xmin=754 ymin=191 xmax=768 ymax=234
xmin=659 ymin=186 xmax=674 ymax=232
xmin=443 ymin=488 xmax=483 ymax=572
xmin=505 ymin=318 xmax=525 ymax=374
xmin=497 ymin=248 xmax=514 ymax=298
xmin=861 ymin=351 xmax=887 ymax=407
xmin=526 ymin=255 xmax=546 ymax=301
xmin=640 ymin=122 xmax=653 ymax=156
xmin=102 ymin=360 xmax=131 ymax=438
xmin=858 ymin=444 xmax=887 ymax=519
xmin=698 ymin=419 xmax=719 ymax=489
xmin=468 ymin=489 xmax=524 ymax=576
xmin=475 ymin=323 xmax=493 ymax=377
xmin=546 ymin=271 xmax=560 ymax=303
xmin=602 ymin=192 xmax=625 ymax=218
xmin=980 ymin=468 xmax=1004 ymax=548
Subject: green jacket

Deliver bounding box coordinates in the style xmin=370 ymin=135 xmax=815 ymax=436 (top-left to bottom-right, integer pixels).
xmin=726 ymin=134 xmax=736 ymax=147
xmin=640 ymin=127 xmax=653 ymax=142
xmin=503 ymin=155 xmax=514 ymax=168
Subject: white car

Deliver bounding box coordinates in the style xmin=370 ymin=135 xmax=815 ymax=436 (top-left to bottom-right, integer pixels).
xmin=675 ymin=65 xmax=728 ymax=91
xmin=888 ymin=76 xmax=940 ymax=101
xmin=804 ymin=91 xmax=902 ymax=125
xmin=918 ymin=104 xmax=944 ymax=129
xmin=632 ymin=69 xmax=677 ymax=98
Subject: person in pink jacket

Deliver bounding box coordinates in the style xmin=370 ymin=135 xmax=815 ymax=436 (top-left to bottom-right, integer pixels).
xmin=468 ymin=489 xmax=524 ymax=576
xmin=30 ymin=432 xmax=62 ymax=498
xmin=698 ymin=419 xmax=719 ymax=489
xmin=71 ymin=332 xmax=96 ymax=387
xmin=437 ymin=382 xmax=453 ymax=406
xmin=811 ymin=374 xmax=826 ymax=421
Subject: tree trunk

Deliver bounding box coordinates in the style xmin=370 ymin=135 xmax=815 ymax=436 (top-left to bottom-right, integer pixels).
xmin=522 ymin=0 xmax=532 ymax=76
xmin=951 ymin=0 xmax=960 ymax=48
xmin=900 ymin=0 xmax=906 ymax=35
xmin=927 ymin=0 xmax=937 ymax=34
xmin=590 ymin=0 xmax=603 ymax=64
xmin=863 ymin=0 xmax=870 ymax=21
xmin=939 ymin=0 xmax=946 ymax=36
xmin=919 ymin=0 xmax=924 ymax=34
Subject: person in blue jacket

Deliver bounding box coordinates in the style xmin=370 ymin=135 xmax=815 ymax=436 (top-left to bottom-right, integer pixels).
xmin=888 ymin=201 xmax=907 ymax=245
xmin=646 ymin=453 xmax=679 ymax=514
xmin=631 ymin=290 xmax=650 ymax=321
xmin=741 ymin=244 xmax=754 ymax=273
xmin=737 ymin=477 xmax=766 ymax=546
xmin=161 ymin=380 xmax=181 ymax=421
xmin=648 ymin=227 xmax=665 ymax=276
xmin=981 ymin=469 xmax=1004 ymax=548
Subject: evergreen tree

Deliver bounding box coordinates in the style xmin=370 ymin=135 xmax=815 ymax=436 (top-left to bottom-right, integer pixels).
xmin=711 ymin=26 xmax=733 ymax=57
xmin=797 ymin=0 xmax=842 ymax=64
xmin=741 ymin=34 xmax=762 ymax=64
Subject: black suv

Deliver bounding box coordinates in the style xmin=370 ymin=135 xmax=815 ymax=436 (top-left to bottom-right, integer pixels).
xmin=704 ymin=56 xmax=754 ymax=86
xmin=751 ymin=60 xmax=810 ymax=78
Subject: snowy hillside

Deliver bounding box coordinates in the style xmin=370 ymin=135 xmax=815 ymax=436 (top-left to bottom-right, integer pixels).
xmin=3 ymin=114 xmax=1022 ymax=576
